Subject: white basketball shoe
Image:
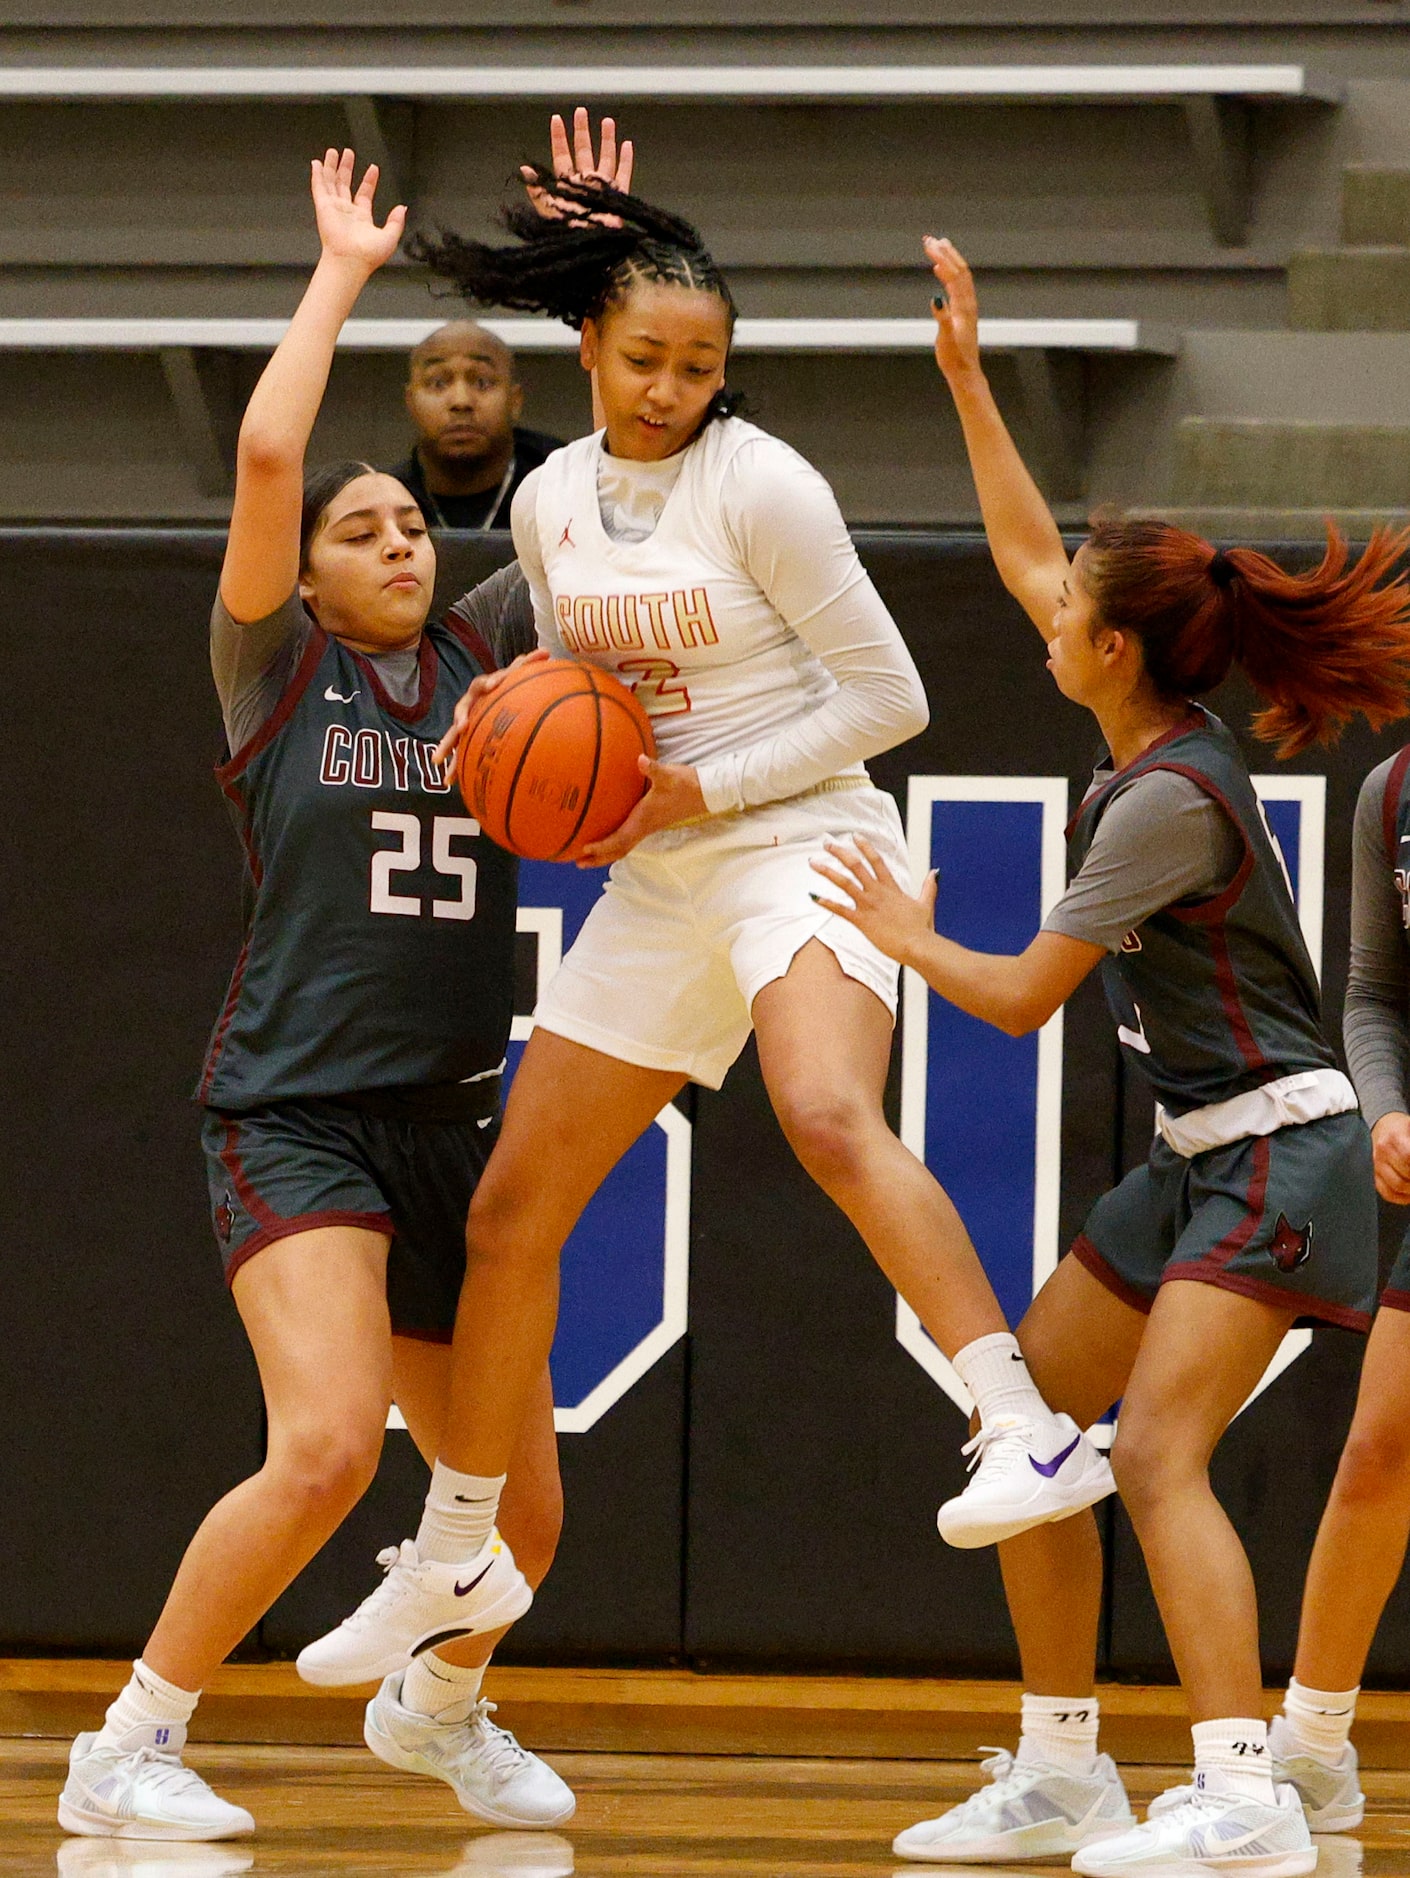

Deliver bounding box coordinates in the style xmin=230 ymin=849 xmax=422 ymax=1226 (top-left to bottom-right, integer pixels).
xmin=937 ymin=1413 xmax=1116 ymax=1548
xmin=1269 ymin=1713 xmax=1365 ymax=1831
xmin=1072 ymin=1782 xmax=1316 ymax=1876
xmin=364 ymin=1673 xmax=575 ymax=1827
xmin=893 ymin=1748 xmax=1134 ymax=1862
xmin=296 ymin=1534 xmax=531 ymax=1686
xmin=57 ymin=1724 xmax=255 ymax=1842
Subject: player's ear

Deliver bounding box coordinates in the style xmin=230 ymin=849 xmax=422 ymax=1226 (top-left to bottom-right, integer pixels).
xmin=579 ymin=318 xmax=600 ymax=373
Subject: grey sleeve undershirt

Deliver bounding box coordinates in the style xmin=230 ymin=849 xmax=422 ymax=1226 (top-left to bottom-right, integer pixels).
xmin=445 ymin=561 xmax=537 ymax=669
xmin=1042 ymin=769 xmax=1245 ymax=955
xmin=210 ymin=589 xmax=312 ymax=753
xmin=1344 ymin=755 xmax=1410 ymax=1127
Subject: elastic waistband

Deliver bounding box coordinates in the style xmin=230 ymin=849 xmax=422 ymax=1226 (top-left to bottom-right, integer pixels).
xmin=796 ymin=775 xmax=873 ymax=799
xmin=1156 ymin=1067 xmax=1357 ymax=1159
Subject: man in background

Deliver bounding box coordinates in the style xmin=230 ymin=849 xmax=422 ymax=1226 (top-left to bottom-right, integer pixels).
xmin=393 ymin=321 xmax=563 ymax=530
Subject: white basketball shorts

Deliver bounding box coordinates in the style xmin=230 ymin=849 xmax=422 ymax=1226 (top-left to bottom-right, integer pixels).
xmin=534 ymin=780 xmax=912 ymax=1089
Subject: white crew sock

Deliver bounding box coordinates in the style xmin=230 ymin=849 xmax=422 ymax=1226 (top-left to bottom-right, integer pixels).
xmin=1282 ymin=1676 xmax=1358 ymax=1765
xmin=1192 ymin=1718 xmax=1277 ymax=1804
xmin=952 ymin=1333 xmax=1059 ymax=1431
xmin=96 ymin=1660 xmax=200 ymax=1749
xmin=1018 ymin=1692 xmax=1100 ymax=1774
xmin=415 ymin=1462 xmax=506 ymax=1565
xmin=400 ymin=1651 xmax=487 ymax=1726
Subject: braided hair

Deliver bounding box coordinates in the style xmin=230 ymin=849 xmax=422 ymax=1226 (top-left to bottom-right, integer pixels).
xmin=407 ymin=173 xmax=743 ymax=422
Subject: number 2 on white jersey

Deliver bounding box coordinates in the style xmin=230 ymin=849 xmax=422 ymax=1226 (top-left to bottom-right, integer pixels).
xmin=617 ymin=657 xmax=692 ymax=718
xmin=370 ymin=811 xmax=478 ymax=919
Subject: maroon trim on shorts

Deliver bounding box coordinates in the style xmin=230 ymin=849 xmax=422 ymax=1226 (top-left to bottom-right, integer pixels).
xmin=1198 ymin=1131 xmax=1272 ymax=1274
xmin=218 ymin=1117 xmax=283 ymax=1233
xmin=224 ymin=1208 xmax=395 ymax=1286
xmin=1379 ymin=1287 xmax=1410 ymax=1314
xmin=1070 ymin=1233 xmax=1153 ymax=1316
xmin=217 ymin=620 xmax=328 ymax=783
xmin=1161 ymin=1264 xmax=1371 ymax=1333
xmin=1383 ymin=746 xmax=1410 ymax=868
xmin=199 ymin=937 xmax=252 ymax=1103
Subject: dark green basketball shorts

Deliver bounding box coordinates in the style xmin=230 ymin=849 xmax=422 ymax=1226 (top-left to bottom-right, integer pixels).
xmin=1070 ymin=1110 xmax=1376 ymax=1332
xmin=201 ymin=1098 xmax=498 ymax=1339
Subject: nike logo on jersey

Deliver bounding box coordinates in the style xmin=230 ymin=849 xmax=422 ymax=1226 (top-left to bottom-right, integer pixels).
xmin=454 ymin=1562 xmax=495 ymax=1598
xmin=325 ymin=685 xmax=361 ymax=703
xmin=1030 ymin=1434 xmax=1082 ymax=1478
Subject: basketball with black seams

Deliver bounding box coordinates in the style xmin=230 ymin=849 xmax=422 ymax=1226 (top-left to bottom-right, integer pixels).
xmin=457 ymin=657 xmax=656 ymax=861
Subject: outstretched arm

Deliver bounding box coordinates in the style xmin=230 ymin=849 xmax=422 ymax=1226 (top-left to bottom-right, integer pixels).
xmin=811 ymin=837 xmax=1102 ymax=1035
xmin=219 ymin=149 xmax=406 ymax=624
xmin=926 ymin=236 xmax=1071 ymax=641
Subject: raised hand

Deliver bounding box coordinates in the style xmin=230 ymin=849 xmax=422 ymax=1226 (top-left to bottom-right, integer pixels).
xmin=924 ymin=235 xmax=982 ymax=386
xmin=522 ymin=107 xmax=636 ymax=222
xmin=311 ymin=147 xmax=407 ymax=274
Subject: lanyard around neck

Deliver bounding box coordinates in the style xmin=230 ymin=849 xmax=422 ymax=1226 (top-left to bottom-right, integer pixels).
xmin=422 ymin=452 xmax=517 ymax=533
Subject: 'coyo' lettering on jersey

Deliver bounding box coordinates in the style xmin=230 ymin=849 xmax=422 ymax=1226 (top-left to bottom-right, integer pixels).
xmin=555 ymin=587 xmax=719 ymax=655
xmin=318 ymin=725 xmax=453 ymax=794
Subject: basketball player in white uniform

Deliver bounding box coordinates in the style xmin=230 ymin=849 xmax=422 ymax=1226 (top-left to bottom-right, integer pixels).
xmin=299 ymin=169 xmax=1114 ymax=1687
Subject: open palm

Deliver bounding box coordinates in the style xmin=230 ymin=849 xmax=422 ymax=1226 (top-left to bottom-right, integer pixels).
xmin=924 ymin=235 xmax=982 ymax=384
xmin=311 ymin=147 xmax=406 ymax=271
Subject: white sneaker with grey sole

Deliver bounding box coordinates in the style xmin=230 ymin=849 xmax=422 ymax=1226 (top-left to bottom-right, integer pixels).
xmin=1073 ymin=1783 xmax=1316 ymax=1876
xmin=57 ymin=1725 xmax=255 ymax=1842
xmin=893 ymin=1748 xmax=1134 ymax=1862
xmin=365 ymin=1673 xmax=575 ymax=1827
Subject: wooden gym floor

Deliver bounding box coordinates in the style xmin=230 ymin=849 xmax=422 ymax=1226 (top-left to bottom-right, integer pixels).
xmin=4 ymin=1667 xmax=1410 ymax=1875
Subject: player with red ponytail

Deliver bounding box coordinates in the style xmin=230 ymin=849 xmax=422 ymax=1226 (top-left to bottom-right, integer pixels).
xmin=812 ymin=238 xmax=1410 ymax=1874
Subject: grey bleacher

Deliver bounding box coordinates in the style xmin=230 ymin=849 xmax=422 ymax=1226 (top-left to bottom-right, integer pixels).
xmin=0 ymin=2 xmax=1404 ymax=525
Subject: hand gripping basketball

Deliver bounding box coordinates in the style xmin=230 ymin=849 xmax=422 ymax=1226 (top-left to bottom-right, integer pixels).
xmin=455 ymin=657 xmax=657 ymax=862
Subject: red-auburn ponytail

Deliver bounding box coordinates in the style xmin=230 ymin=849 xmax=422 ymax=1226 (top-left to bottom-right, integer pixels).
xmin=1083 ymin=515 xmax=1410 ymax=756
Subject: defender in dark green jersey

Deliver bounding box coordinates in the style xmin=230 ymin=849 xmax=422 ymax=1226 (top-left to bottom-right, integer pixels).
xmin=812 ymin=238 xmax=1410 ymax=1874
xmin=1270 ymin=735 xmax=1410 ymax=1823
xmin=58 ymin=127 xmax=638 ymax=1842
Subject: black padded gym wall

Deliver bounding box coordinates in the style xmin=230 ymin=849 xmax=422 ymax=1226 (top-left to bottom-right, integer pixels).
xmin=5 ymin=528 xmax=1409 ymax=1681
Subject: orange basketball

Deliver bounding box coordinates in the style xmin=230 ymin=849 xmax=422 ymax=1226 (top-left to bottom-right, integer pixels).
xmin=456 ymin=658 xmax=657 ymax=861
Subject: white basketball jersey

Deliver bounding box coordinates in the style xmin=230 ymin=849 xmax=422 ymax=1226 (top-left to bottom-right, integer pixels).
xmin=529 ymin=418 xmax=866 ymax=779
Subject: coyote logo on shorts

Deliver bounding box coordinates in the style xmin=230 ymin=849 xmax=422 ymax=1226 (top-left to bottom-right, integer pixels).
xmin=214 ymin=1194 xmax=235 ymax=1244
xmin=1269 ymin=1212 xmax=1313 ymax=1273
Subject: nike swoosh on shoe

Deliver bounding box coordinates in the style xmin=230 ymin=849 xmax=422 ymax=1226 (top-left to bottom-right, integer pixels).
xmin=1030 ymin=1434 xmax=1082 ymax=1477
xmin=454 ymin=1562 xmax=495 ymax=1598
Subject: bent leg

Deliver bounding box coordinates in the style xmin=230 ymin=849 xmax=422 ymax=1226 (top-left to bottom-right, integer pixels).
xmin=1294 ymin=1305 xmax=1410 ymax=1690
xmin=1000 ymin=1257 xmax=1147 ymax=1695
xmin=143 ymin=1225 xmax=394 ymax=1691
xmin=753 ymin=940 xmax=1006 ymax=1354
xmin=440 ymin=1029 xmax=683 ymax=1477
xmin=1112 ymin=1279 xmax=1294 ymax=1720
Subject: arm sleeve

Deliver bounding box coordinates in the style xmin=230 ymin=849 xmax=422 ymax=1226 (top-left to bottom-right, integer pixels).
xmin=210 ymin=588 xmax=311 ymax=754
xmin=692 ymin=440 xmax=930 ymax=814
xmin=445 ymin=561 xmax=537 ymax=668
xmin=1344 ymin=757 xmax=1410 ymax=1127
xmin=1042 ymin=771 xmax=1245 ymax=954
xmin=508 ymin=471 xmax=557 ymax=653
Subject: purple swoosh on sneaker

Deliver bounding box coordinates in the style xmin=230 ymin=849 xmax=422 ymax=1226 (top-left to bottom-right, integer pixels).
xmin=1030 ymin=1433 xmax=1082 ymax=1478
xmin=453 ymin=1561 xmax=494 ymax=1598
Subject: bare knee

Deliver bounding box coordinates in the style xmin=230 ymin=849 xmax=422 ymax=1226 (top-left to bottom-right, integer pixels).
xmin=466 ymin=1165 xmax=562 ymax=1272
xmin=772 ymin=1086 xmax=882 ymax=1191
xmin=1332 ymin=1420 xmax=1410 ymax=1508
xmin=266 ymin=1419 xmax=383 ymax=1517
xmin=1109 ymin=1418 xmax=1199 ymax=1523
